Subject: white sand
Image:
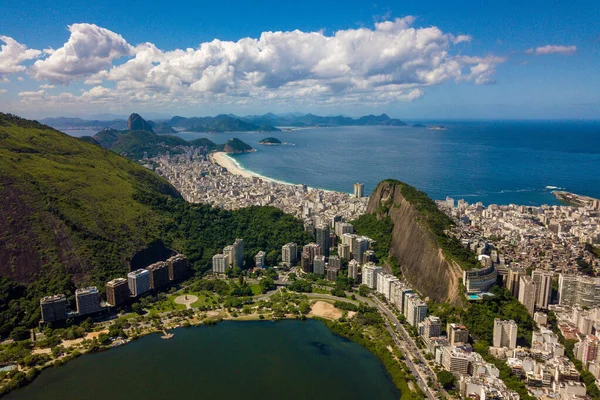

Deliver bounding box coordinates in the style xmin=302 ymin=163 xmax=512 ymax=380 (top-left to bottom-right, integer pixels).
xmin=308 ymin=301 xmax=344 ymax=320
xmin=211 ymin=152 xmax=257 ymax=179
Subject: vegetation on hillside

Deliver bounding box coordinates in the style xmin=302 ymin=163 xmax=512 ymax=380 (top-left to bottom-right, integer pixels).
xmin=0 ymin=114 xmax=310 ymax=339
xmin=351 ymin=214 xmax=393 ymax=263
xmin=377 ymin=179 xmax=480 ymax=270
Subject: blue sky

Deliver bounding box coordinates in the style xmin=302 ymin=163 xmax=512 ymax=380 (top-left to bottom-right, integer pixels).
xmin=0 ymin=0 xmax=598 ymax=119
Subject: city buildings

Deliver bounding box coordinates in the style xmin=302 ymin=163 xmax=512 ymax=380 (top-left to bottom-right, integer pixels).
xmin=361 ymin=263 xmax=382 ymax=289
xmin=518 ymin=275 xmax=537 ymax=315
xmin=532 ymin=270 xmax=553 ymax=310
xmin=167 ymin=254 xmax=189 ymax=281
xmin=255 ymin=251 xmax=266 ymax=268
xmin=328 ymin=255 xmax=341 ymax=269
xmin=493 ymin=319 xmax=518 ymax=349
xmin=558 ymin=274 xmax=600 ymax=307
xmin=315 ymin=223 xmax=330 ymax=257
xmin=128 ymin=269 xmax=151 ymax=297
xmin=146 ymin=262 xmax=170 ymax=290
xmin=282 ymin=242 xmax=298 ymax=266
xmin=338 ymin=243 xmax=350 ymax=260
xmin=448 ymin=323 xmax=470 ymax=346
xmin=232 ymin=239 xmax=244 ymax=268
xmin=75 ymin=287 xmax=102 ymax=315
xmin=106 ymin=278 xmax=129 ymax=307
xmin=335 ymin=222 xmax=354 ymax=238
xmin=212 ymin=254 xmax=229 ymax=274
xmin=420 ymin=316 xmax=442 ymax=338
xmin=348 ymin=259 xmax=359 ymax=280
xmin=326 ymin=267 xmax=338 ymax=281
xmin=406 ymin=295 xmax=428 ymax=327
xmin=463 ymin=264 xmax=497 ymax=293
xmin=353 ymin=183 xmax=364 ymax=199
xmin=313 ymin=255 xmax=326 ymax=275
xmin=40 ymin=294 xmax=67 ymax=323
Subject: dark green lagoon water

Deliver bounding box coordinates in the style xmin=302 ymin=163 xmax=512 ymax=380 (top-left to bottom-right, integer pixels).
xmin=6 ymin=320 xmax=399 ymax=400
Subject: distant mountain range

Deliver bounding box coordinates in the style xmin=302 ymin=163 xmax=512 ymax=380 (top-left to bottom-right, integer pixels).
xmin=88 ymin=114 xmax=254 ymax=159
xmin=41 ymin=112 xmax=409 ymax=133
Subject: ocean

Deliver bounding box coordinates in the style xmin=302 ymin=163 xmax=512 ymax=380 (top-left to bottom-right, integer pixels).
xmin=174 ymin=120 xmax=600 ymax=206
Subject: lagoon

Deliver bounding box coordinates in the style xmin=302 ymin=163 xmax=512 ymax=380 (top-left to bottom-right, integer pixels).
xmin=5 ymin=320 xmax=399 ymax=400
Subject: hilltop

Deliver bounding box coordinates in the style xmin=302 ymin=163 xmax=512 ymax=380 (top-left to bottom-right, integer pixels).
xmin=91 ymin=114 xmax=254 ymax=159
xmin=0 ymin=113 xmax=309 ymax=337
xmin=41 ymin=112 xmax=409 ymax=133
xmin=354 ymin=179 xmax=479 ymax=304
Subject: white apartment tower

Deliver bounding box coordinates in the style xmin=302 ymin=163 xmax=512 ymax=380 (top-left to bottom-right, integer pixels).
xmin=493 ymin=319 xmax=518 ymax=349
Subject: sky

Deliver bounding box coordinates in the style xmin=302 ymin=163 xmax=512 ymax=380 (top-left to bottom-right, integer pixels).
xmin=0 ymin=0 xmax=599 ymax=119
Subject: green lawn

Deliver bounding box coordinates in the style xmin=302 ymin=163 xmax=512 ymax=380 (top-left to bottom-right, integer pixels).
xmin=249 ymin=284 xmax=262 ymax=296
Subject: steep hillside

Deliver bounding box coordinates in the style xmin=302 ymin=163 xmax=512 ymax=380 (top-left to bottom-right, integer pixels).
xmin=0 ymin=113 xmax=309 ymax=337
xmin=107 ymin=130 xmax=189 ymax=159
xmin=0 ymin=113 xmax=181 ymax=286
xmin=363 ymin=180 xmax=479 ymax=305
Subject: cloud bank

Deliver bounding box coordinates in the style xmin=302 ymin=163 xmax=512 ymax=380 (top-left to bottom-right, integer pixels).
xmin=2 ymin=18 xmax=505 ymax=111
xmin=0 ymin=36 xmax=41 ymax=81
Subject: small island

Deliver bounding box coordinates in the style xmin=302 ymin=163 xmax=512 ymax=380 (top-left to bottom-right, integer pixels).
xmin=258 ymin=137 xmax=282 ymax=145
xmin=428 ymin=125 xmax=447 ymax=131
xmin=412 ymin=123 xmax=426 ymax=128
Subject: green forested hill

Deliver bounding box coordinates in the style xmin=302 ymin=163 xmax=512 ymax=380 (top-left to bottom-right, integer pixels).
xmin=0 ymin=114 xmax=310 ymax=337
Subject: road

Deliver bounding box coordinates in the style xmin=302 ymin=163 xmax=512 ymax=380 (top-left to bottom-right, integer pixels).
xmin=370 ymin=296 xmax=448 ymax=399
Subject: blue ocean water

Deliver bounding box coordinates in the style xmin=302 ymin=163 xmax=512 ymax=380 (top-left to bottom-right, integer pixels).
xmin=175 ymin=120 xmax=599 ymax=206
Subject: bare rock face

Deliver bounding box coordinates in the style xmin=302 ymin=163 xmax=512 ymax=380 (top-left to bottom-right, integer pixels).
xmin=127 ymin=113 xmax=154 ymax=132
xmin=367 ymin=180 xmax=464 ymax=305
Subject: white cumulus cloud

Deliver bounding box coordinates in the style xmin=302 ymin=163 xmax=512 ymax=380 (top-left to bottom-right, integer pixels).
xmin=10 ymin=17 xmax=506 ymax=110
xmin=0 ymin=36 xmax=41 ymax=80
xmin=29 ymin=23 xmax=134 ymax=84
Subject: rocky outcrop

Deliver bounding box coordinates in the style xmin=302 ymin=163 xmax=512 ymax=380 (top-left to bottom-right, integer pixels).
xmin=367 ymin=180 xmax=464 ymax=305
xmin=127 ymin=113 xmax=154 ymax=132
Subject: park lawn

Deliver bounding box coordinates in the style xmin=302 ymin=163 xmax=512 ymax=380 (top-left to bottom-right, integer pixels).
xmin=249 ymin=284 xmax=262 ymax=296
xmin=151 ymin=296 xmax=186 ymax=312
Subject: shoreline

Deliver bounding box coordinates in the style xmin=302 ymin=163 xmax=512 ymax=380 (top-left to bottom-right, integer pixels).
xmin=210 ymin=152 xmax=339 ymax=193
xmin=2 ymin=311 xmax=410 ymax=398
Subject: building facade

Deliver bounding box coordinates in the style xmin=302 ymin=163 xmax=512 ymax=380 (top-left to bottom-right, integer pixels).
xmin=75 ymin=287 xmax=102 ymax=315
xmin=282 ymin=242 xmax=298 ymax=266
xmin=106 ymin=278 xmax=130 ymax=307
xmin=212 ymin=254 xmax=229 ymax=274
xmin=40 ymin=294 xmax=67 ymax=323
xmin=493 ymin=319 xmax=518 ymax=349
xmin=128 ymin=269 xmax=151 ymax=297
xmin=147 ymin=262 xmax=170 ymax=289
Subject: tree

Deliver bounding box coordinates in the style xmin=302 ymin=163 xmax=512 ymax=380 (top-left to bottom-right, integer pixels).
xmin=298 ymin=302 xmax=311 ymax=314
xmin=9 ymin=327 xmax=29 ymax=341
xmin=358 ymin=285 xmax=370 ymax=297
xmin=131 ymin=302 xmax=145 ymax=315
xmin=436 ymin=370 xmax=456 ymax=390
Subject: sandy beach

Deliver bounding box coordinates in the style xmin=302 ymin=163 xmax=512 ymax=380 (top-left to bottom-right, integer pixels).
xmin=210 ymin=152 xmax=258 ymax=179
xmin=210 ymin=152 xmax=338 ymax=193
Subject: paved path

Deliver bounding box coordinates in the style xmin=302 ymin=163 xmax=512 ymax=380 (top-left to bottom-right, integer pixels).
xmin=174 ymin=295 xmax=198 ymax=309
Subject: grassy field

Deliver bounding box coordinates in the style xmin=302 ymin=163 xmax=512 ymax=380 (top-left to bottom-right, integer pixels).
xmin=249 ymin=284 xmax=262 ymax=296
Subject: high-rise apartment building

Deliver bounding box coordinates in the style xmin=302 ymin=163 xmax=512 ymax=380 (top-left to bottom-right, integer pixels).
xmin=255 ymin=251 xmax=266 ymax=268
xmin=232 ymin=239 xmax=244 ymax=268
xmin=106 ymin=278 xmax=130 ymax=307
xmin=282 ymin=242 xmax=298 ymax=266
xmin=146 ymin=261 xmax=170 ymax=289
xmin=315 ymin=223 xmax=330 ymax=257
xmin=313 ymin=255 xmax=326 ymax=275
xmin=328 ymin=255 xmax=341 ymax=269
xmin=361 ymin=263 xmax=382 ymax=289
xmin=212 ymin=254 xmax=229 ymax=274
xmin=353 ymin=237 xmax=370 ymax=264
xmin=558 ymin=274 xmax=600 ymax=308
xmin=421 ymin=316 xmax=442 ymax=338
xmin=518 ymin=275 xmax=537 ymax=315
xmin=40 ymin=294 xmax=67 ymax=323
xmin=128 ymin=269 xmax=151 ymax=297
xmin=348 ymin=259 xmax=359 ymax=280
xmin=507 ymin=267 xmax=527 ymax=298
xmin=338 ymin=243 xmax=351 ymax=260
xmin=532 ymin=270 xmax=553 ymax=309
xmin=447 ymin=323 xmax=469 ymax=345
xmin=326 ymin=267 xmax=338 ymax=282
xmin=353 ymin=183 xmax=364 ymax=199
xmin=576 ymin=335 xmax=600 ymax=367
xmin=167 ymin=255 xmax=189 ymax=281
xmin=407 ymin=296 xmax=427 ymax=327
xmin=335 ymin=222 xmax=354 ymax=238
xmin=493 ymin=319 xmax=518 ymax=349
xmin=75 ymin=287 xmax=102 ymax=315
